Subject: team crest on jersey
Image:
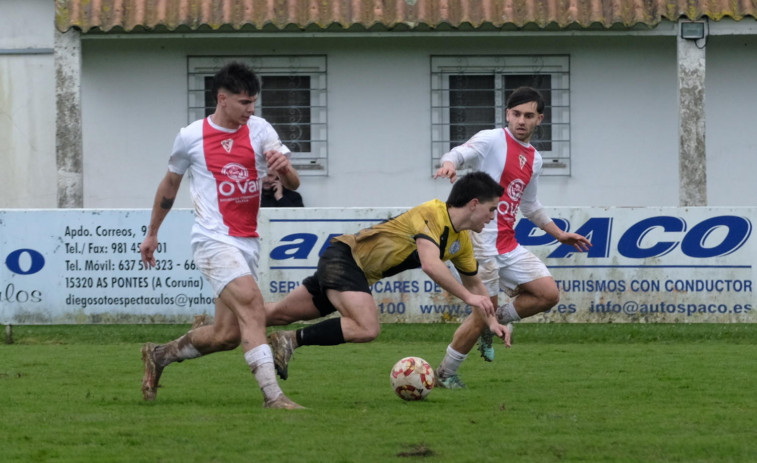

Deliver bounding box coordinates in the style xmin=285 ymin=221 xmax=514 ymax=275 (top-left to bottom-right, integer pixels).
xmin=519 ymin=154 xmax=527 ymax=169
xmin=507 ymin=178 xmax=526 ymax=202
xmin=221 ymin=139 xmax=234 ymax=153
xmin=449 ymin=240 xmax=461 ymax=255
xmin=221 ymin=162 xmax=249 ymax=181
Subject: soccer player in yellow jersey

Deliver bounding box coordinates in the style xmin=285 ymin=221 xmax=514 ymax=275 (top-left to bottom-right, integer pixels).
xmin=265 ymin=172 xmax=512 ymax=381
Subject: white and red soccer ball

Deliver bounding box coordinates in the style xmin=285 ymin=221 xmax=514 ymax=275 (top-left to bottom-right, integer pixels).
xmin=390 ymin=356 xmax=435 ymax=401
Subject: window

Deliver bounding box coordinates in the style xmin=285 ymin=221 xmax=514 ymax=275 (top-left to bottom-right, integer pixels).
xmin=189 ymin=56 xmax=328 ymax=175
xmin=431 ymin=56 xmax=570 ymax=176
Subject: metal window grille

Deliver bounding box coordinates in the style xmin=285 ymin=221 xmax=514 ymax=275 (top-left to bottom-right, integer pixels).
xmin=188 ymin=56 xmax=328 ymax=175
xmin=431 ymin=55 xmax=570 ymax=176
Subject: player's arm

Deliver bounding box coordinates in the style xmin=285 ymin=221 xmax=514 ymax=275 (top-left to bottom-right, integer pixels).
xmin=434 ymin=131 xmax=491 ymax=182
xmin=522 ymin=204 xmax=592 ymax=253
xmin=416 ymin=238 xmax=494 ymax=316
xmin=541 ymin=221 xmax=592 ymax=252
xmin=263 ymin=131 xmax=300 ymax=191
xmin=265 ymin=151 xmax=300 ymax=191
xmin=434 ymin=146 xmax=470 ymax=182
xmin=459 ymin=273 xmax=512 ymax=347
xmin=520 ymin=181 xmax=591 ymax=252
xmin=140 ymin=170 xmax=182 ymax=267
xmin=434 ymin=161 xmax=459 ymax=183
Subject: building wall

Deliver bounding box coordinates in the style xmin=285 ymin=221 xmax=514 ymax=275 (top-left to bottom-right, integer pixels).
xmin=705 ymin=34 xmax=757 ymax=206
xmin=4 ymin=6 xmax=755 ymax=210
xmin=80 ymin=34 xmax=691 ymax=209
xmin=0 ymin=0 xmax=56 ymax=208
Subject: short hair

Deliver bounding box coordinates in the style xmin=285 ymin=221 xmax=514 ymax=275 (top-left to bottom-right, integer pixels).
xmin=446 ymin=172 xmax=504 ymax=208
xmin=506 ymin=86 xmax=545 ymax=114
xmin=211 ymin=62 xmax=261 ymax=101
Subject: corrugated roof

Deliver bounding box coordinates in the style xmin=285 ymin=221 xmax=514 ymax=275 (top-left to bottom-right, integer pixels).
xmin=55 ymin=0 xmax=757 ymax=34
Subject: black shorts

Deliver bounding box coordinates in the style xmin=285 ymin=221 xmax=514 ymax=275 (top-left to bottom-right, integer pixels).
xmin=302 ymin=241 xmax=371 ymax=317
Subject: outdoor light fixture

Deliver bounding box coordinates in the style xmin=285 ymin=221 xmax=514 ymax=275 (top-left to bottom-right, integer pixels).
xmin=681 ymin=22 xmax=706 ymax=40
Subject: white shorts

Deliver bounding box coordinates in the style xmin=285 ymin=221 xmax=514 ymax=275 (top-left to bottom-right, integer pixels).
xmin=477 ymin=245 xmax=552 ymax=297
xmin=191 ymin=236 xmax=260 ymax=297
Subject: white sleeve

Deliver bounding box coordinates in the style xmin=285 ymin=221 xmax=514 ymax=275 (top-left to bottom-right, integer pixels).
xmin=439 ymin=129 xmax=497 ymax=169
xmin=167 ymin=129 xmax=190 ymax=175
xmin=259 ymin=120 xmax=292 ymax=157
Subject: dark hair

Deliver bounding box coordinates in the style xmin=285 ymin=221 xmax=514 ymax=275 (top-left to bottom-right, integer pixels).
xmin=212 ymin=62 xmax=261 ymax=101
xmin=506 ymin=86 xmax=545 ymax=114
xmin=446 ymin=172 xmax=504 ymax=208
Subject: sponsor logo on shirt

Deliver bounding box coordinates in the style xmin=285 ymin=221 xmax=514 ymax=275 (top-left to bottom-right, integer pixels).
xmin=218 ymin=163 xmax=259 ymax=198
xmin=506 ymin=179 xmax=526 ymax=202
xmin=221 ymin=163 xmax=248 ymax=182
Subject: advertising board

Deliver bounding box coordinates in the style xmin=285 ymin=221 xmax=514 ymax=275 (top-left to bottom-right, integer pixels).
xmin=1 ymin=207 xmax=753 ymax=324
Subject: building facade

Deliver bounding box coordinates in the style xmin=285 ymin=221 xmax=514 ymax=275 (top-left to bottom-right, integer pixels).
xmin=2 ymin=0 xmax=756 ymax=209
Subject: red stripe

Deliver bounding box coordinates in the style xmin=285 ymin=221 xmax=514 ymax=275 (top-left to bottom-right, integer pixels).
xmin=202 ymin=120 xmax=260 ymax=237
xmin=495 ymin=129 xmax=535 ymax=253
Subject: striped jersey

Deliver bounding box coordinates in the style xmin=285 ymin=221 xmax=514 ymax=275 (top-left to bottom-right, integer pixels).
xmin=441 ymin=128 xmax=544 ymax=256
xmin=168 ymin=116 xmax=289 ymax=244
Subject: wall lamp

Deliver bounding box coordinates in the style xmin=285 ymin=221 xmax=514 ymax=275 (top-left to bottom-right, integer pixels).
xmin=680 ymin=21 xmax=706 ymax=40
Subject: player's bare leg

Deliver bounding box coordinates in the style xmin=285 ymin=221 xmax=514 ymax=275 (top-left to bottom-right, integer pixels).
xmin=140 ymin=300 xmax=240 ymax=400
xmin=223 ymin=276 xmax=304 ymax=409
xmin=497 ymin=277 xmax=559 ymax=323
xmin=265 ymin=285 xmax=323 ymax=326
xmin=326 ymin=290 xmax=380 ymax=343
xmin=271 ymin=289 xmax=378 ymax=381
xmin=435 ymin=311 xmax=486 ymax=389
xmin=437 ymin=309 xmax=512 ymax=388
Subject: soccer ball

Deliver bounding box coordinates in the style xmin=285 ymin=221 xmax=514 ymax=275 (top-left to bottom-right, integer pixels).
xmin=390 ymin=356 xmax=435 ymax=401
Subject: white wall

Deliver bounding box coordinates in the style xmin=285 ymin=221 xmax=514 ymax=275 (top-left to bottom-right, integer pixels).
xmin=80 ymin=34 xmax=687 ymax=210
xmin=705 ymin=35 xmax=757 ymax=206
xmin=555 ymin=37 xmax=680 ymax=207
xmin=80 ymin=41 xmax=188 ymax=206
xmin=0 ymin=0 xmax=56 ymax=208
xmin=3 ymin=6 xmax=754 ymax=210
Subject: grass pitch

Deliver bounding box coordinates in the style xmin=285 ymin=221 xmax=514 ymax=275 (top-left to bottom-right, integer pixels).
xmin=1 ymin=323 xmax=755 ymax=463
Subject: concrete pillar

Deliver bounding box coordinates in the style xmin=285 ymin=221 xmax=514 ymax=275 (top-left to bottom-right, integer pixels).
xmin=677 ymin=22 xmax=707 ymax=206
xmin=54 ymin=28 xmax=83 ymax=208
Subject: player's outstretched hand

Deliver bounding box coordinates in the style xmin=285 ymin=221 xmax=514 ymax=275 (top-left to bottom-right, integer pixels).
xmin=489 ymin=321 xmax=512 ymax=348
xmin=433 ymin=161 xmax=457 ymax=183
xmin=139 ymin=235 xmax=158 ymax=268
xmin=465 ymin=294 xmax=495 ymax=317
xmin=558 ymin=232 xmax=592 ymax=252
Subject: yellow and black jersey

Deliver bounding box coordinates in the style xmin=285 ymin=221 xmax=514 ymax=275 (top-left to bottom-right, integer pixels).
xmin=333 ymin=199 xmax=478 ymax=285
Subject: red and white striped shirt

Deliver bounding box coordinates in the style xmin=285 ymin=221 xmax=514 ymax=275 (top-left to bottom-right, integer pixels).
xmin=168 ymin=116 xmax=289 ymax=244
xmin=440 ymin=128 xmax=544 ymax=256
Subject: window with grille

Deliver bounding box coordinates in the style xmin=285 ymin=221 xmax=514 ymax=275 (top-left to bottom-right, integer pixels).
xmin=189 ymin=56 xmax=328 ymax=175
xmin=431 ymin=56 xmax=570 ymax=176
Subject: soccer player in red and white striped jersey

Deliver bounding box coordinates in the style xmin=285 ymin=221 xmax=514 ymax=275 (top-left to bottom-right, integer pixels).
xmin=139 ymin=62 xmax=303 ymax=409
xmin=434 ymin=87 xmax=591 ymax=388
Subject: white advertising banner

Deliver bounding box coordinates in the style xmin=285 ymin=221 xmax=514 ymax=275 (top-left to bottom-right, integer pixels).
xmin=0 ymin=207 xmax=754 ymax=324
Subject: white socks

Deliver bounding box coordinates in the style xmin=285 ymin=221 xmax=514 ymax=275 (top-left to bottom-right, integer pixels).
xmin=244 ymin=344 xmax=283 ymax=401
xmin=496 ymin=302 xmax=521 ymax=324
xmin=438 ymin=345 xmax=468 ymax=378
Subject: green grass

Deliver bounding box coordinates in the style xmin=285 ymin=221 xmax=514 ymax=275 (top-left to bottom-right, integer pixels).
xmin=1 ymin=324 xmax=756 ymax=463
